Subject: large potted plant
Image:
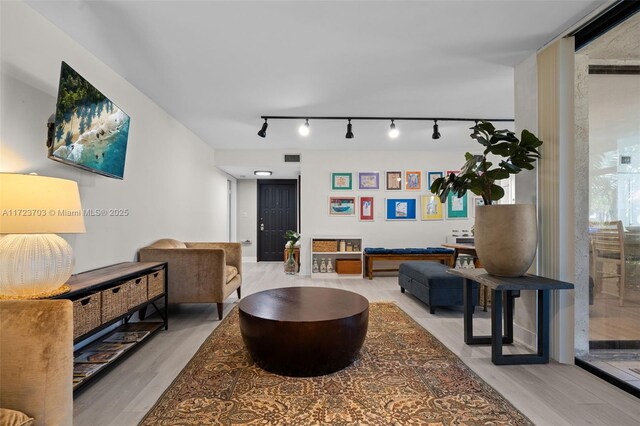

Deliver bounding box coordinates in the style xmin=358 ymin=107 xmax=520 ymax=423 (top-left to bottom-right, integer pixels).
xmin=430 ymin=121 xmax=543 ymax=277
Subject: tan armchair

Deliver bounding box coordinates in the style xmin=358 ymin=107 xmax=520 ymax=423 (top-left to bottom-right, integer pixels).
xmin=0 ymin=300 xmax=73 ymax=426
xmin=138 ymin=239 xmax=242 ymax=320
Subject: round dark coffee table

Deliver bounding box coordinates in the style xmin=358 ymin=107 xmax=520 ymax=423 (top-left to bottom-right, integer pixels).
xmin=238 ymin=287 xmax=369 ymax=377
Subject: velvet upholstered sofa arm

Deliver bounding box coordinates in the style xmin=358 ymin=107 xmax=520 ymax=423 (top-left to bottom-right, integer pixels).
xmin=138 ymin=248 xmax=227 ymax=301
xmin=0 ymin=300 xmax=73 ymax=426
xmin=185 ymin=242 xmax=242 ymax=276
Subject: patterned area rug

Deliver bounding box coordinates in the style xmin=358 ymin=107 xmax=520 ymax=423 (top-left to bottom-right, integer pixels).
xmin=141 ymin=303 xmax=531 ymax=425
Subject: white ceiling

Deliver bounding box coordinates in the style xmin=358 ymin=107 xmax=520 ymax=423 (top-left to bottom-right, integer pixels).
xmin=26 ymin=0 xmax=605 ymax=161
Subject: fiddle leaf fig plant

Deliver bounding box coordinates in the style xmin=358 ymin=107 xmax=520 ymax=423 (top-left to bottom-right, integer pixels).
xmin=430 ymin=121 xmax=543 ymax=205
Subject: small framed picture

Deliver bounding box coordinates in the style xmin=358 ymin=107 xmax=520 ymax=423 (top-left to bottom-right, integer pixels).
xmin=386 ymin=171 xmax=402 ymax=191
xmin=427 ymin=171 xmax=443 ymax=191
xmin=471 ymin=196 xmax=485 ymax=217
xmin=405 ymin=171 xmax=421 ymax=190
xmin=329 ymin=196 xmax=356 ymax=216
xmin=421 ymin=195 xmax=443 ymax=220
xmin=445 ymin=170 xmax=460 ymax=177
xmin=446 ymin=192 xmax=468 ymax=219
xmin=358 ymin=172 xmax=380 ymax=190
xmin=359 ymin=196 xmax=374 ymax=221
xmin=331 ymin=172 xmax=352 ymax=190
xmin=386 ymin=198 xmax=417 ymax=220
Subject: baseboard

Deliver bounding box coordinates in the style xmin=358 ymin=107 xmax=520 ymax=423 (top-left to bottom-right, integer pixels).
xmin=242 ymin=256 xmax=257 ymax=263
xmin=513 ymin=323 xmax=536 ymax=351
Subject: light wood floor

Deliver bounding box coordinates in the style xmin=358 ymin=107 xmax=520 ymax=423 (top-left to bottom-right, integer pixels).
xmin=74 ymin=263 xmax=640 ymax=426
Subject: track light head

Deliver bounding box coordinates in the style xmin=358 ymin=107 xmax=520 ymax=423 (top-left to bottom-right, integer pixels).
xmin=388 ymin=120 xmax=399 ymax=139
xmin=257 ymin=119 xmax=268 ymax=138
xmin=432 ymin=120 xmax=441 ymax=140
xmin=298 ymin=119 xmax=310 ymax=136
xmin=345 ymin=119 xmax=354 ymax=139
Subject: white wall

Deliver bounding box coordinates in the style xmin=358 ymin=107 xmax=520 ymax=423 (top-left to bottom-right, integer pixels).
xmin=299 ymin=150 xmax=475 ymax=274
xmin=0 ymin=2 xmax=230 ymax=272
xmin=237 ymin=180 xmax=258 ymax=261
xmin=513 ymin=53 xmax=539 ymax=349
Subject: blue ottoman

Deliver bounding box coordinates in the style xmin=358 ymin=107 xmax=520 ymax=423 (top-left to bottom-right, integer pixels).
xmin=399 ymin=261 xmax=479 ymax=314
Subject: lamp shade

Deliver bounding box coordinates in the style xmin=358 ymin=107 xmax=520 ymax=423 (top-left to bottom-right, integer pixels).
xmin=0 ymin=173 xmax=85 ymax=234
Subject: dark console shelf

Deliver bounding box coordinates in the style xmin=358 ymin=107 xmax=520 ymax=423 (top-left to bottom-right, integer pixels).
xmin=52 ymin=262 xmax=168 ymax=394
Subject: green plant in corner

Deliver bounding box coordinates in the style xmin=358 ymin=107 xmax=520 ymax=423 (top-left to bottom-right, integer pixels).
xmin=430 ymin=121 xmax=543 ymax=205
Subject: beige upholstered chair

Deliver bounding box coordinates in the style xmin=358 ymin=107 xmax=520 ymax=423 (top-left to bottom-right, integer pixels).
xmin=138 ymin=239 xmax=242 ymax=320
xmin=590 ymin=221 xmax=625 ymax=306
xmin=0 ymin=300 xmax=73 ymax=426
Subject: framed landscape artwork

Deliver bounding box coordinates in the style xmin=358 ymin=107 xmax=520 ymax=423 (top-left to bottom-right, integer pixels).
xmin=446 ymin=192 xmax=468 ymax=219
xmin=358 ymin=172 xmax=380 ymax=190
xmin=359 ymin=196 xmax=374 ymax=221
xmin=386 ymin=198 xmax=417 ymax=220
xmin=427 ymin=171 xmax=443 ymax=190
xmin=331 ymin=172 xmax=352 ymax=190
xmin=329 ymin=196 xmax=356 ymax=216
xmin=420 ymin=195 xmax=443 ymax=220
xmin=386 ymin=171 xmax=402 ymax=190
xmin=405 ymin=171 xmax=421 ymax=190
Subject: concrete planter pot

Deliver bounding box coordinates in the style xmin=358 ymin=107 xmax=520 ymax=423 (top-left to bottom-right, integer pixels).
xmin=474 ymin=204 xmax=537 ymax=277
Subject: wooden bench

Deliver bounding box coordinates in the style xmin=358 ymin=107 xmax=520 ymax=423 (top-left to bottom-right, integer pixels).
xmin=364 ymin=251 xmax=454 ymax=280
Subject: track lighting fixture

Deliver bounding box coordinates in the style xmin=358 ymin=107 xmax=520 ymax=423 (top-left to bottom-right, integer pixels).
xmin=432 ymin=120 xmax=441 ymax=140
xmin=298 ymin=119 xmax=310 ymax=136
xmin=255 ymin=116 xmax=513 ymax=139
xmin=257 ymin=119 xmax=268 ymax=138
xmin=388 ymin=120 xmax=399 ymax=139
xmin=345 ymin=119 xmax=354 ymax=139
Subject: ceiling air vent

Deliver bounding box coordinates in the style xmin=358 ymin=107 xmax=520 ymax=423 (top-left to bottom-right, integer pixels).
xmin=284 ymin=154 xmax=301 ymax=163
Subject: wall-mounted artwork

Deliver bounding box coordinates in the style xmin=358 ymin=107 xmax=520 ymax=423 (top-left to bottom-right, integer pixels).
xmin=331 ymin=172 xmax=352 ymax=190
xmin=427 ymin=171 xmax=443 ymax=191
xmin=421 ymin=195 xmax=443 ymax=220
xmin=446 ymin=192 xmax=468 ymax=219
xmin=329 ymin=196 xmax=356 ymax=216
xmin=49 ymin=62 xmax=130 ymax=179
xmin=386 ymin=198 xmax=417 ymax=220
xmin=386 ymin=171 xmax=402 ymax=190
xmin=445 ymin=170 xmax=459 ymax=177
xmin=471 ymin=196 xmax=485 ymax=217
xmin=405 ymin=171 xmax=421 ymax=190
xmin=358 ymin=172 xmax=380 ymax=190
xmin=359 ymin=196 xmax=374 ymax=221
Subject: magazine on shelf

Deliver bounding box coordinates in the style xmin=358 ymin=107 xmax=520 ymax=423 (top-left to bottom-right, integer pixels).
xmin=103 ymin=330 xmax=151 ymax=343
xmin=75 ymin=350 xmax=125 ymax=364
xmin=73 ymin=363 xmax=104 ymax=377
xmin=88 ymin=341 xmax=135 ymax=352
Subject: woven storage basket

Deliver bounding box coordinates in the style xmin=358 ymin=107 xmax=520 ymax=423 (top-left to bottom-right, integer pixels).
xmin=101 ymin=283 xmax=129 ymax=323
xmin=312 ymin=240 xmax=338 ymax=252
xmin=73 ymin=293 xmax=101 ymax=339
xmin=127 ymin=276 xmax=147 ymax=310
xmin=147 ymin=269 xmax=165 ymax=300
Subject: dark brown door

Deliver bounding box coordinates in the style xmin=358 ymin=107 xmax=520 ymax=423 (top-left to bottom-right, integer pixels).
xmin=257 ymin=180 xmax=298 ymax=261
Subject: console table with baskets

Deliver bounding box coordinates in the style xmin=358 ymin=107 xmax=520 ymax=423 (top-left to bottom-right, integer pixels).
xmin=52 ymin=261 xmax=168 ymax=393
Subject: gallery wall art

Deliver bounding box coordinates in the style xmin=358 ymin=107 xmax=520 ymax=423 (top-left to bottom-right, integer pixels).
xmin=329 ymin=196 xmax=356 ymax=216
xmin=421 ymin=195 xmax=443 ymax=220
xmin=359 ymin=196 xmax=374 ymax=221
xmin=385 ymin=171 xmax=402 ymax=190
xmin=386 ymin=198 xmax=417 ymax=220
xmin=331 ymin=173 xmax=352 ymax=190
xmin=358 ymin=172 xmax=380 ymax=190
xmin=405 ymin=171 xmax=421 ymax=190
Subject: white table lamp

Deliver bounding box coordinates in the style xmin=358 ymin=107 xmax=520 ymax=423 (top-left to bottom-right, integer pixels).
xmin=0 ymin=173 xmax=85 ymax=299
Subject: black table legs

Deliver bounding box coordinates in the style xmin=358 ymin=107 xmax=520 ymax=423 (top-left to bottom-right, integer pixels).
xmin=464 ymin=277 xmax=551 ymax=365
